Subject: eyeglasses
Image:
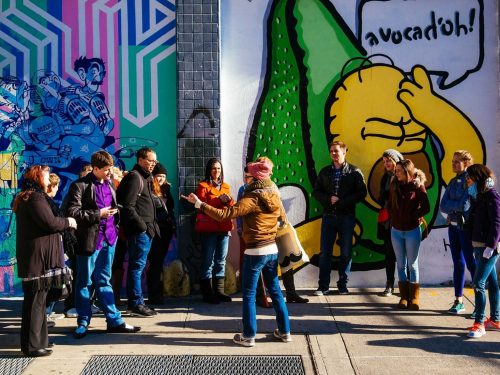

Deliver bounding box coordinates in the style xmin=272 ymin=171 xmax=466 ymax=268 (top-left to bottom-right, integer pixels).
xmin=143 ymin=158 xmax=158 ymax=164
xmin=244 ymin=175 xmax=253 ymax=180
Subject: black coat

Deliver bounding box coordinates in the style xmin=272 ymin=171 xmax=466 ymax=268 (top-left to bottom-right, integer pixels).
xmin=313 ymin=162 xmax=367 ymax=215
xmin=117 ymin=165 xmax=159 ymax=237
xmin=16 ymin=192 xmax=69 ymax=278
xmin=65 ymin=173 xmax=120 ymax=256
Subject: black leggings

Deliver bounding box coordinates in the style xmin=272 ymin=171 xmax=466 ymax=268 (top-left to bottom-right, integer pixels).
xmin=147 ymin=230 xmax=173 ymax=299
xmin=384 ymin=237 xmax=396 ymax=284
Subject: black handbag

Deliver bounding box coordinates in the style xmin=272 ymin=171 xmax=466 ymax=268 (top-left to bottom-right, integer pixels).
xmin=47 ymin=267 xmax=73 ymax=302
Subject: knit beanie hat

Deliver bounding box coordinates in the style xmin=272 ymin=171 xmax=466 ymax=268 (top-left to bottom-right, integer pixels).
xmin=153 ymin=162 xmax=167 ymax=176
xmin=382 ymin=149 xmax=403 ymax=163
xmin=247 ymin=160 xmax=272 ymax=180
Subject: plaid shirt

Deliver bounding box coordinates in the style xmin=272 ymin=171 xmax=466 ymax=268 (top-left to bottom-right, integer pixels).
xmin=332 ymin=164 xmax=343 ymax=196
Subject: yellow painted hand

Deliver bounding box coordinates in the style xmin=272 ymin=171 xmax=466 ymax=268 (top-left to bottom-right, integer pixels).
xmin=398 ymin=65 xmax=484 ymax=183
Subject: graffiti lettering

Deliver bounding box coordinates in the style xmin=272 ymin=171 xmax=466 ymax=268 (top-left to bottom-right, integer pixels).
xmin=365 ymin=10 xmax=475 ymax=46
xmin=40 ymin=157 xmax=62 ymax=163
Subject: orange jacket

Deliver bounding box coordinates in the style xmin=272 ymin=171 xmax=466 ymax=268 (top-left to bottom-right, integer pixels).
xmin=196 ymin=180 xmax=234 ymax=208
xmin=195 ymin=181 xmax=234 ymax=232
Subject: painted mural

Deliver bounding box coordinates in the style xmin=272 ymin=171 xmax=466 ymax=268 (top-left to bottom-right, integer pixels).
xmin=221 ymin=0 xmax=498 ymax=286
xmin=0 ymin=0 xmax=176 ymax=296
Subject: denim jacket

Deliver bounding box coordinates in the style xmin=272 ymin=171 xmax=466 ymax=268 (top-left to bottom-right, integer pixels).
xmin=440 ymin=171 xmax=470 ymax=225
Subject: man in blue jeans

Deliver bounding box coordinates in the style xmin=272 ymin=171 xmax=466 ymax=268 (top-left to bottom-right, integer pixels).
xmin=117 ymin=147 xmax=159 ymax=317
xmin=313 ymin=141 xmax=367 ymax=295
xmin=66 ymin=151 xmax=140 ymax=338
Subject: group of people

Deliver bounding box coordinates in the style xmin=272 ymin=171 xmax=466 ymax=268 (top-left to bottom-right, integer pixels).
xmin=15 ymin=147 xmax=176 ymax=356
xmin=14 ymin=140 xmax=499 ymax=355
xmin=379 ymin=148 xmax=499 ymax=338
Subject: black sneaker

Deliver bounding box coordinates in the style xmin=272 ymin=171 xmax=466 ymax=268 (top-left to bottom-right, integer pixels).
xmin=338 ymin=285 xmax=349 ymax=295
xmin=127 ymin=304 xmax=157 ymax=317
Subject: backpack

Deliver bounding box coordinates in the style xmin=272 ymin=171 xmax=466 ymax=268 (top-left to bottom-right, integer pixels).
xmin=130 ymin=170 xmax=144 ymax=196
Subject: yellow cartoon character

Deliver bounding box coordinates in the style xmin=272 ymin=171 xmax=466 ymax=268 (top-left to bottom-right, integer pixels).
xmin=296 ymin=60 xmax=484 ymax=269
xmin=328 ymin=62 xmax=484 ymax=208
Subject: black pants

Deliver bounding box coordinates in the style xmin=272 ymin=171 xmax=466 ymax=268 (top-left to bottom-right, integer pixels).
xmin=21 ymin=281 xmax=49 ymax=353
xmin=383 ymin=235 xmax=396 ymax=284
xmin=147 ymin=230 xmax=173 ymax=299
xmin=112 ymin=236 xmax=128 ymax=272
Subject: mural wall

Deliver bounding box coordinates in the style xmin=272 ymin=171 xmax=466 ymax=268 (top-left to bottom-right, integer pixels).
xmin=220 ymin=0 xmax=499 ymax=287
xmin=0 ymin=0 xmax=176 ymax=296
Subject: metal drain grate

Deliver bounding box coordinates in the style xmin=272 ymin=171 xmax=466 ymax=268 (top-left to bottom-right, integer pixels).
xmin=192 ymin=355 xmax=305 ymax=375
xmin=0 ymin=357 xmax=33 ymax=375
xmin=81 ymin=355 xmax=193 ymax=375
xmin=81 ymin=355 xmax=305 ymax=375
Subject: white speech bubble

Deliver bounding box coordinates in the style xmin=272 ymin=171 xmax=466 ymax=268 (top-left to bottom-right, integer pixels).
xmin=357 ymin=0 xmax=483 ymax=89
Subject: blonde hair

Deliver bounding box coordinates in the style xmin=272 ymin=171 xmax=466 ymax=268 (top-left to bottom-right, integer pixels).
xmin=454 ymin=150 xmax=473 ymax=167
xmin=49 ymin=173 xmax=60 ymax=187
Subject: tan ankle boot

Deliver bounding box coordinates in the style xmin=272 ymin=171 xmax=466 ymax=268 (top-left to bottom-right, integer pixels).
xmin=409 ymin=283 xmax=420 ymax=310
xmin=398 ymin=281 xmax=410 ymax=309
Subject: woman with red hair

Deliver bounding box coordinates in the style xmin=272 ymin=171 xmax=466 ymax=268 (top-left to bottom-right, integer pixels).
xmin=14 ymin=165 xmax=77 ymax=357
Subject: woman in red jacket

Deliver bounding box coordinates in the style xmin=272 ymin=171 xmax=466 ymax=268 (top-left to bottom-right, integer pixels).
xmin=195 ymin=158 xmax=234 ymax=303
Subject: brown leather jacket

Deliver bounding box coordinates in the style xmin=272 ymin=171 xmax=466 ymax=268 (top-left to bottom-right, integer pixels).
xmin=200 ymin=179 xmax=284 ymax=248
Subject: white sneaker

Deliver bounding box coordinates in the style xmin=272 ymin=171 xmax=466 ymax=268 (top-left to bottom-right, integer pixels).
xmin=65 ymin=308 xmax=78 ymax=318
xmin=47 ymin=312 xmax=65 ymax=320
xmin=313 ymin=288 xmax=330 ymax=296
xmin=273 ymin=329 xmax=292 ymax=343
xmin=233 ymin=333 xmax=255 ymax=347
xmin=467 ymin=323 xmax=486 ymax=338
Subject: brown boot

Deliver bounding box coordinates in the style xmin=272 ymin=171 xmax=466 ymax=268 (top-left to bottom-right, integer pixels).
xmin=398 ymin=281 xmax=410 ymax=309
xmin=409 ymin=283 xmax=420 ymax=310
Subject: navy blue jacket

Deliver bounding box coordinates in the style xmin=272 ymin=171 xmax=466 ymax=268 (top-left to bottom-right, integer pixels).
xmin=469 ymin=187 xmax=500 ymax=250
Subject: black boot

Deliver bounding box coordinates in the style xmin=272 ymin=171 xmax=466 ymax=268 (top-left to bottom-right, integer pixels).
xmin=282 ymin=270 xmax=309 ymax=303
xmin=200 ymin=279 xmax=219 ymax=304
xmin=214 ymin=277 xmax=232 ymax=302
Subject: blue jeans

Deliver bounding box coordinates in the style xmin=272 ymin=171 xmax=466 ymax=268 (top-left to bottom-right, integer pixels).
xmin=448 ymin=225 xmax=475 ymax=297
xmin=75 ymin=241 xmax=124 ymax=328
xmin=318 ymin=213 xmax=355 ymax=290
xmin=242 ymin=253 xmax=290 ymax=338
xmin=472 ymin=247 xmax=499 ymax=324
xmin=391 ymin=226 xmax=421 ymax=283
xmin=127 ymin=232 xmax=153 ymax=308
xmin=199 ymin=233 xmax=229 ymax=280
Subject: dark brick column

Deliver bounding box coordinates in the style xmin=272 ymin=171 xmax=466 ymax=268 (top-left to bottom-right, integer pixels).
xmin=176 ymin=0 xmax=220 ymax=283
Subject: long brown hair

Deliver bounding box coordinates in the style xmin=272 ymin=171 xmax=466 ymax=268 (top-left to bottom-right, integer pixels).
xmin=388 ymin=159 xmax=415 ymax=210
xmin=203 ymin=158 xmax=224 ymax=184
xmin=467 ymin=164 xmax=496 ymax=193
xmin=13 ymin=165 xmax=49 ymax=212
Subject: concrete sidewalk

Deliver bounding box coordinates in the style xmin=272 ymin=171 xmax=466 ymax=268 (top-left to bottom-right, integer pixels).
xmin=1 ymin=287 xmax=499 ymax=374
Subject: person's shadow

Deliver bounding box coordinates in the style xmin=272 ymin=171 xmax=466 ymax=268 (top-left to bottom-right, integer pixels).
xmin=368 ymin=334 xmax=500 ymax=360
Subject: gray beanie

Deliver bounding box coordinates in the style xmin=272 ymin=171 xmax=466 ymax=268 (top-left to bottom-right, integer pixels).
xmin=382 ymin=149 xmax=403 ymax=163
